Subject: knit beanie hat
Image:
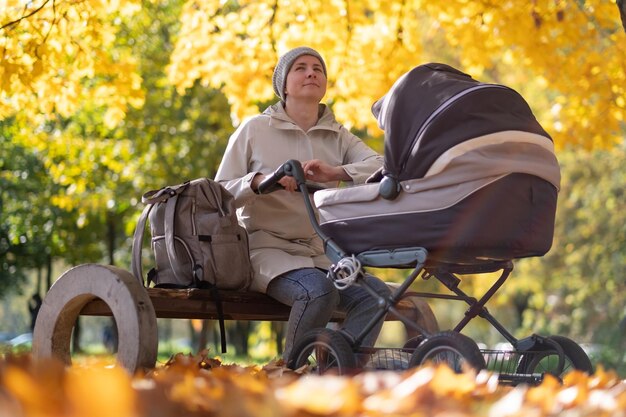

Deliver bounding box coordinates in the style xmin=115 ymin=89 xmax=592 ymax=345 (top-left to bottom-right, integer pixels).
xmin=272 ymin=47 xmax=327 ymax=102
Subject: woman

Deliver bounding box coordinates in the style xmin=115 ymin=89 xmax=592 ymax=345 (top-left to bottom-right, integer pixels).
xmin=215 ymin=46 xmax=390 ymax=361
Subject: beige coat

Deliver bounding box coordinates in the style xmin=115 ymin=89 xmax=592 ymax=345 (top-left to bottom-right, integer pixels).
xmin=215 ymin=103 xmax=383 ymax=293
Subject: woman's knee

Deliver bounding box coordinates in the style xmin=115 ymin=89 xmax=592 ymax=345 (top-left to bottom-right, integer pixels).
xmin=278 ymin=268 xmax=339 ymax=303
xmin=303 ymin=275 xmax=340 ymax=306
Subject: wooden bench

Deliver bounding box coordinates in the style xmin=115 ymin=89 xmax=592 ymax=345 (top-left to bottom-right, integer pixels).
xmin=32 ymin=263 xmax=438 ymax=373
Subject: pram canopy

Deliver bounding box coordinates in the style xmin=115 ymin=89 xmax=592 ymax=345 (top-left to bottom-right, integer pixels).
xmin=370 ymin=63 xmax=554 ymax=187
xmin=314 ymin=63 xmax=561 ymax=263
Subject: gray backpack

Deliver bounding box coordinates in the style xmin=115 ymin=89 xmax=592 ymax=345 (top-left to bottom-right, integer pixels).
xmin=131 ymin=178 xmax=252 ymax=291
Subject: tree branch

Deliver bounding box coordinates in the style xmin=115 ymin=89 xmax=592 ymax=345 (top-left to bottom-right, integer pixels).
xmin=0 ymin=0 xmax=52 ymax=31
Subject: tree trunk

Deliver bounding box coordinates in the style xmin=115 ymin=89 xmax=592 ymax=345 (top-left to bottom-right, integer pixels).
xmin=36 ymin=267 xmax=42 ymax=295
xmin=512 ymin=292 xmax=531 ymax=328
xmin=72 ymin=317 xmax=82 ymax=354
xmin=188 ymin=320 xmax=198 ymax=349
xmin=46 ymin=254 xmax=52 ymax=290
xmin=107 ymin=211 xmax=116 ymax=266
xmin=619 ymin=0 xmax=626 ymax=33
xmin=196 ymin=320 xmax=211 ymax=353
xmin=228 ymin=321 xmax=251 ymax=356
xmin=272 ymin=322 xmax=285 ymax=355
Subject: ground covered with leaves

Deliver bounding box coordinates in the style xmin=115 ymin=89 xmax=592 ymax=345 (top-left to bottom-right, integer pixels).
xmin=1 ymin=352 xmax=625 ymax=417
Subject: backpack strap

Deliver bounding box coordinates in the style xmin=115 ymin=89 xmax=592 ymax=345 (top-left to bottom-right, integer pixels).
xmin=199 ymin=180 xmax=233 ymax=354
xmin=163 ymin=192 xmax=189 ymax=284
xmin=131 ymin=203 xmax=154 ymax=285
xmin=202 ymin=242 xmax=228 ymax=354
xmin=205 ymin=180 xmax=232 ymax=228
xmin=195 ymin=280 xmax=228 ymax=354
xmin=132 ymin=183 xmax=189 ymax=285
xmin=142 ymin=183 xmax=186 ymax=205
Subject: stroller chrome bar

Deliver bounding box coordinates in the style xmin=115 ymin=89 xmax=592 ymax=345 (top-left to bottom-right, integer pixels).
xmin=351 ymin=255 xmax=434 ymax=348
xmin=419 ymin=261 xmax=519 ymax=344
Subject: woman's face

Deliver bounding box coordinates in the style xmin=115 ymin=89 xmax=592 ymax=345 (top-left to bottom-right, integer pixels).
xmin=284 ymin=55 xmax=327 ymax=103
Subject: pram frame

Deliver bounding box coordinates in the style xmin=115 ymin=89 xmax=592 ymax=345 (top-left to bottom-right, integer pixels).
xmin=259 ymin=160 xmax=433 ymax=345
xmin=258 ymin=159 xmax=592 ymax=381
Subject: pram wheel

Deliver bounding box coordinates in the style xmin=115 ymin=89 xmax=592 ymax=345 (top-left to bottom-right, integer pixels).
xmin=516 ymin=335 xmax=593 ymax=377
xmin=401 ymin=335 xmax=425 ymax=352
xmin=287 ymin=328 xmax=357 ymax=375
xmin=408 ymin=331 xmax=486 ymax=373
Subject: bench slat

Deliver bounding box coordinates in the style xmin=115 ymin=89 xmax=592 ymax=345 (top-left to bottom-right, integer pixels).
xmin=79 ymin=287 xmax=421 ymax=322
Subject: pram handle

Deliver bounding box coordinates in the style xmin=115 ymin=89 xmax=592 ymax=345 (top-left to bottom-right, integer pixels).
xmin=257 ymin=159 xmax=306 ymax=194
xmin=257 ymin=159 xmax=347 ymax=263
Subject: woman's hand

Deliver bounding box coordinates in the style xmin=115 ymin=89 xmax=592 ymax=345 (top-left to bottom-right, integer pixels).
xmin=278 ymin=176 xmax=298 ymax=192
xmin=302 ymin=159 xmax=349 ymax=183
xmin=252 ymin=172 xmax=298 ymax=192
xmin=251 ymin=173 xmax=266 ymax=192
xmin=253 ymin=160 xmax=347 ymax=193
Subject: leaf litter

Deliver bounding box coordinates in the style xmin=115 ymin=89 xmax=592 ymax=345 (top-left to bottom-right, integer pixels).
xmin=1 ymin=350 xmax=625 ymax=417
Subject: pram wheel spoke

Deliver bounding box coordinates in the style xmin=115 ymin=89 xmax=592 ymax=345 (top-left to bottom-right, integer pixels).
xmin=287 ymin=328 xmax=357 ymax=375
xmin=408 ymin=331 xmax=486 ymax=373
xmin=516 ymin=335 xmax=593 ymax=378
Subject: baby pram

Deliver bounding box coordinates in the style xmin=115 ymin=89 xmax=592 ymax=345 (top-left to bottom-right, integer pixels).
xmin=259 ymin=63 xmax=592 ymax=383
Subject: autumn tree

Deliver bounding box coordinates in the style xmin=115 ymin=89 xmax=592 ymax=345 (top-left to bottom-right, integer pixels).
xmin=167 ymin=0 xmax=626 ymax=149
xmin=1 ymin=0 xmax=144 ymax=127
xmin=167 ymin=0 xmax=626 ymax=347
xmin=1 ymin=0 xmax=147 ymax=276
xmin=4 ymin=1 xmax=625 ymax=149
xmin=0 ymin=132 xmax=59 ymax=294
xmin=1 ymin=0 xmax=233 ymax=295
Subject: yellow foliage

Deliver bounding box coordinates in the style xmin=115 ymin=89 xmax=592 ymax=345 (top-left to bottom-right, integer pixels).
xmin=10 ymin=116 xmax=139 ymax=213
xmin=168 ymin=0 xmax=626 ymax=149
xmin=0 ymin=0 xmax=144 ymax=126
xmin=2 ymin=1 xmax=624 ymax=150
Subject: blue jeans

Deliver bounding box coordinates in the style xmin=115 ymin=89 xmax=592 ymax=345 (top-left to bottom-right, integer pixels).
xmin=266 ymin=267 xmax=391 ymax=360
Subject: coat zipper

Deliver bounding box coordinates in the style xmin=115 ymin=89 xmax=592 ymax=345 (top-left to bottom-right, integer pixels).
xmin=401 ymin=84 xmax=512 ymax=172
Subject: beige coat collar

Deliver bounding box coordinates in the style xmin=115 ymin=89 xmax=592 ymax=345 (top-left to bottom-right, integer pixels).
xmin=263 ymin=103 xmax=342 ymax=132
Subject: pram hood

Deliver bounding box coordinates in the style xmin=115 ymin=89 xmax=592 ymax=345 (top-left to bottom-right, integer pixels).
xmin=313 ymin=63 xmax=560 ymax=261
xmin=370 ymin=63 xmax=557 ymax=190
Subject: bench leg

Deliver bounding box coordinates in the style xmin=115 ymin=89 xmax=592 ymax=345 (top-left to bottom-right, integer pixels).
xmin=32 ymin=264 xmax=158 ymax=373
